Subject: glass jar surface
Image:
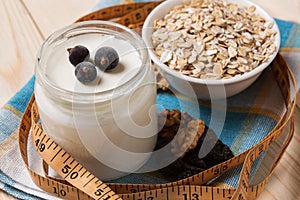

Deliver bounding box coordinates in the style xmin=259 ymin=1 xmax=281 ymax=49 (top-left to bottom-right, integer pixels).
xmin=34 ymin=21 xmax=158 ymax=180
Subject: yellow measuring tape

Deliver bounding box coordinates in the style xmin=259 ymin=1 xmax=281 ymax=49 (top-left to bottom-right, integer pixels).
xmin=18 ymin=55 xmax=295 ymax=200
xmin=18 ymin=2 xmax=296 ymax=200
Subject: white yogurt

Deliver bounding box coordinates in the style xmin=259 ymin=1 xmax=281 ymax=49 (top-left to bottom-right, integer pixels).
xmin=46 ymin=34 xmax=142 ymax=93
xmin=34 ymin=21 xmax=157 ymax=180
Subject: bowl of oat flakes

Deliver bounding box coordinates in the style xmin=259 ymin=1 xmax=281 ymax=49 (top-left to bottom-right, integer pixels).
xmin=142 ymin=0 xmax=280 ymax=99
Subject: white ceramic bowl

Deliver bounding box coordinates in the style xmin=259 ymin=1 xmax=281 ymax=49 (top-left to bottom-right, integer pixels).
xmin=142 ymin=0 xmax=280 ymax=99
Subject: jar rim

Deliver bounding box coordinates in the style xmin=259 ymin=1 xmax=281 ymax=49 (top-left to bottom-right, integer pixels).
xmin=35 ymin=20 xmax=150 ymax=103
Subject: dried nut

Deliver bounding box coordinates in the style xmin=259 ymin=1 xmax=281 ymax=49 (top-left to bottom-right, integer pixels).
xmin=151 ymin=0 xmax=277 ymax=80
xmin=157 ymin=109 xmax=205 ymax=158
xmin=171 ymin=119 xmax=205 ymax=158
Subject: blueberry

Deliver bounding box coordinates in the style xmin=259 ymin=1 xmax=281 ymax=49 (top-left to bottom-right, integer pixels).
xmin=94 ymin=46 xmax=119 ymax=71
xmin=75 ymin=62 xmax=97 ymax=84
xmin=67 ymin=45 xmax=90 ymax=66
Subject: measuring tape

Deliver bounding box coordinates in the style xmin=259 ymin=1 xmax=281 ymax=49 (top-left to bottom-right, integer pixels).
xmin=76 ymin=1 xmax=163 ymax=28
xmin=18 ymin=54 xmax=296 ymax=200
xmin=18 ymin=2 xmax=296 ymax=200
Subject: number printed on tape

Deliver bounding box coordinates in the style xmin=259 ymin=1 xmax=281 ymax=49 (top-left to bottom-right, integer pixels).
xmin=18 ymin=3 xmax=296 ymax=200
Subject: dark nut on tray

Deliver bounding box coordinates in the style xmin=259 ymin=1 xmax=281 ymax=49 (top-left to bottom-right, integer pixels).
xmin=171 ymin=119 xmax=205 ymax=157
xmin=155 ymin=109 xmax=234 ymax=181
xmin=157 ymin=109 xmax=205 ymax=157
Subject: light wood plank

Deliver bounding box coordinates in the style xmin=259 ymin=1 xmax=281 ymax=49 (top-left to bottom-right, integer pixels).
xmin=251 ymin=0 xmax=300 ymax=23
xmin=22 ymin=0 xmax=99 ymax=38
xmin=0 ymin=191 xmax=16 ymax=200
xmin=0 ymin=0 xmax=44 ymax=106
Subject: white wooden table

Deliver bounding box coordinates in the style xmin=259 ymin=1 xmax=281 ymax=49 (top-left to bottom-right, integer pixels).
xmin=0 ymin=0 xmax=299 ymax=199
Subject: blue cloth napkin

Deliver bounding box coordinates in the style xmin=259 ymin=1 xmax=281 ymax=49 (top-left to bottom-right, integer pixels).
xmin=0 ymin=1 xmax=299 ymax=199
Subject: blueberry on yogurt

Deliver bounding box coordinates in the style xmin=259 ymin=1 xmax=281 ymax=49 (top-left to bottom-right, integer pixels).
xmin=94 ymin=46 xmax=119 ymax=71
xmin=75 ymin=62 xmax=97 ymax=84
xmin=67 ymin=45 xmax=90 ymax=66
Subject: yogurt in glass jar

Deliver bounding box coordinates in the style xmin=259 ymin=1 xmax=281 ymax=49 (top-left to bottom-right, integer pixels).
xmin=34 ymin=21 xmax=158 ymax=180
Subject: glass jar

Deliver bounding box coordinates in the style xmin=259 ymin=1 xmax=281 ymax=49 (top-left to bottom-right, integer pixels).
xmin=34 ymin=21 xmax=157 ymax=180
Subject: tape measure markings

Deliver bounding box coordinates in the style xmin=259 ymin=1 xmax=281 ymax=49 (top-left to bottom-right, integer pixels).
xmin=76 ymin=2 xmax=154 ymax=22
xmin=17 ymin=1 xmax=297 ymax=199
xmin=17 ymin=54 xmax=295 ymax=200
xmin=116 ymin=2 xmax=162 ymax=26
xmin=29 ymin=100 xmax=121 ymax=200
